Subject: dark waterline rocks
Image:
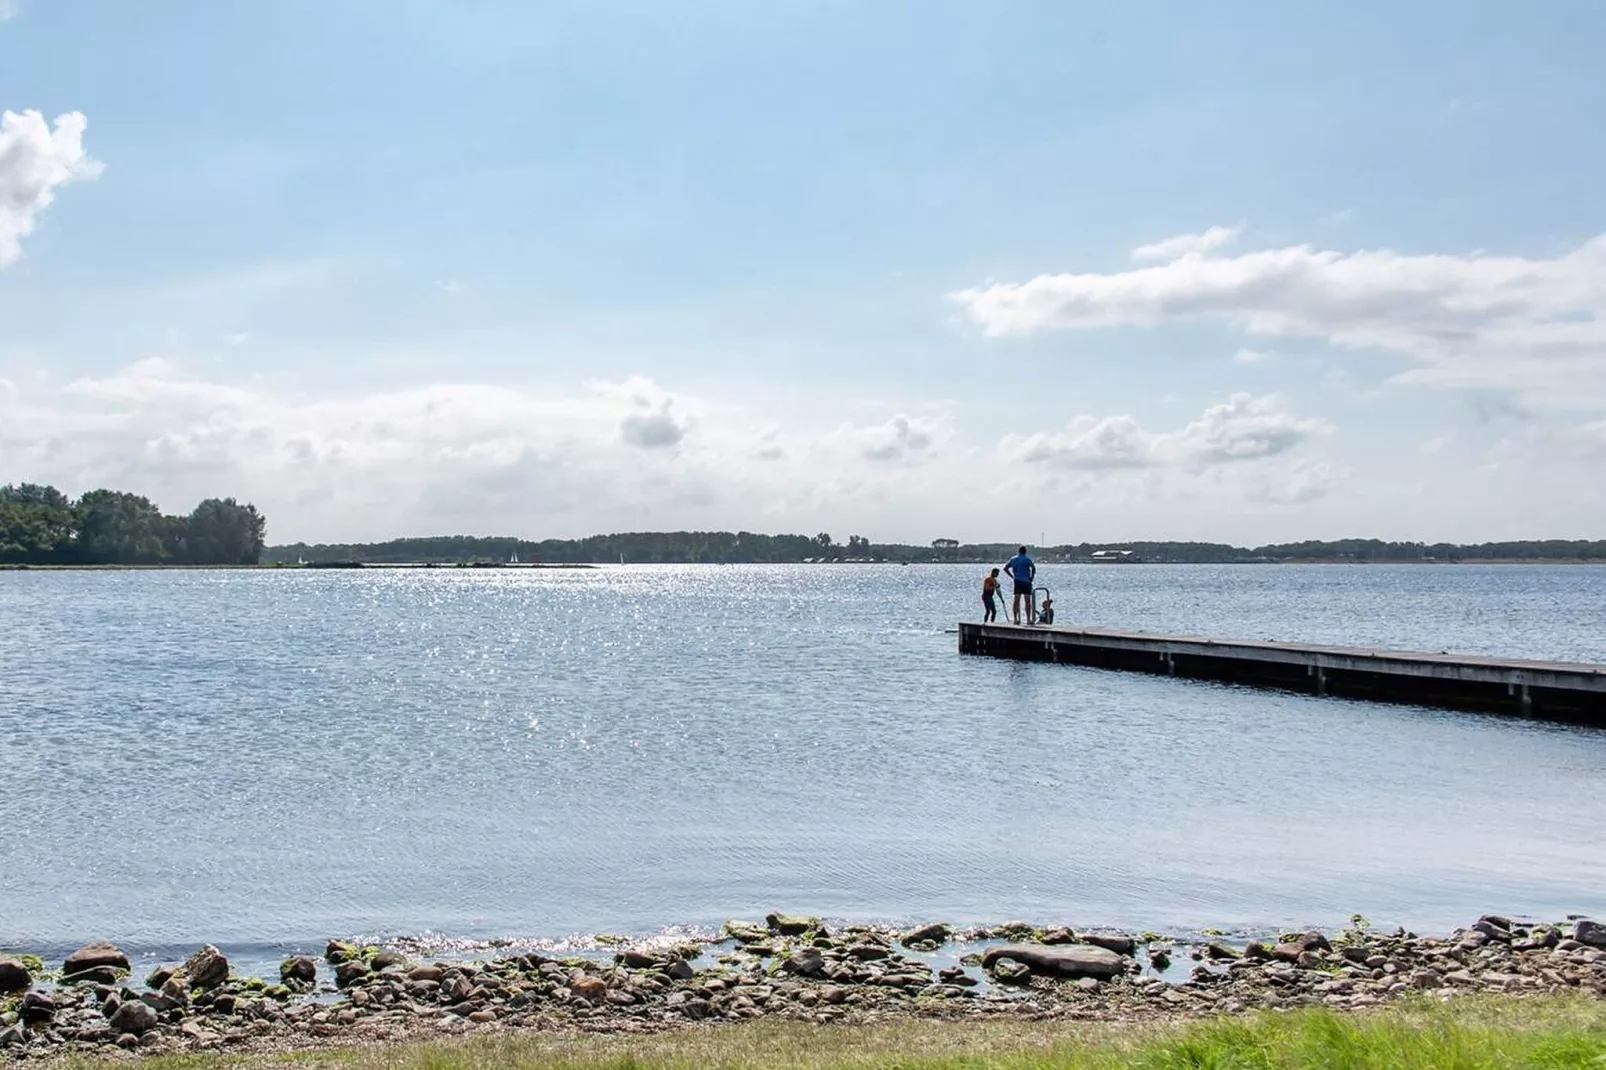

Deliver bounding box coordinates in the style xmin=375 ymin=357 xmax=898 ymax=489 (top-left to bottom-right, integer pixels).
xmin=281 ymin=955 xmax=318 ymax=984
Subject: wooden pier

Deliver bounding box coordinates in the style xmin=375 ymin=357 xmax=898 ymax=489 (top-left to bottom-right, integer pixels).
xmin=958 ymin=622 xmax=1606 ymax=724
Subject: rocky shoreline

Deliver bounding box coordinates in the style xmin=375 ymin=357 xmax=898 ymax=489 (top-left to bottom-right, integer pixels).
xmin=3 ymin=913 xmax=1604 ymax=1060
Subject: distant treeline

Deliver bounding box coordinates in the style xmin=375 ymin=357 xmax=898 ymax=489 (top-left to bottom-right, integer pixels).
xmin=262 ymin=532 xmax=1606 ymax=566
xmin=0 ymin=483 xmax=266 ymax=566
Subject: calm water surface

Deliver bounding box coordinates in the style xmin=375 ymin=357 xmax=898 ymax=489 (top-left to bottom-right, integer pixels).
xmin=2 ymin=564 xmax=1604 ymax=966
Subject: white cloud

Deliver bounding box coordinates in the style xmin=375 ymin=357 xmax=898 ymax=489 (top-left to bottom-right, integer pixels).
xmin=620 ymin=400 xmax=687 ymax=449
xmin=951 ymin=231 xmax=1606 ymax=410
xmin=0 ymin=110 xmax=102 ymax=266
xmin=1000 ymin=393 xmax=1327 ymax=472
xmin=0 ymin=1 xmax=20 ymax=21
xmin=1232 ymin=347 xmax=1272 ymax=365
xmin=1130 ymin=224 xmax=1242 ymax=263
xmin=853 ymin=414 xmax=937 ymax=462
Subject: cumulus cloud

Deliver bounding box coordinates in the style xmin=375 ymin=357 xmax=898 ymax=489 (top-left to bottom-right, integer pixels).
xmin=951 ymin=229 xmax=1606 ymax=409
xmin=620 ymin=401 xmax=687 ymax=449
xmin=1130 ymin=224 xmax=1242 ymax=263
xmin=0 ymin=110 xmax=102 ymax=266
xmin=855 ymin=414 xmax=936 ymax=462
xmin=1000 ymin=393 xmax=1327 ymax=472
xmin=1232 ymin=347 xmax=1272 ymax=365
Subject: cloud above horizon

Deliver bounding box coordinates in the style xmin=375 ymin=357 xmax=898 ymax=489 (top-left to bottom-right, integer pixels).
xmin=0 ymin=364 xmax=1366 ymax=542
xmin=0 ymin=110 xmax=102 ymax=266
xmin=951 ymin=229 xmax=1606 ymax=410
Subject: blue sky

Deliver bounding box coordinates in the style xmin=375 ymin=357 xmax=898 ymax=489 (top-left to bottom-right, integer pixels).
xmin=2 ymin=1 xmax=1604 ymax=544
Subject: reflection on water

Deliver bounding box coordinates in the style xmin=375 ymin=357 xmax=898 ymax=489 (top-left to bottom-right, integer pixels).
xmin=1 ymin=564 xmax=1604 ymax=964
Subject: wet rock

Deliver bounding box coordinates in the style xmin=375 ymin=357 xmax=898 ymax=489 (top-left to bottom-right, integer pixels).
xmin=766 ymin=912 xmax=818 ymax=935
xmin=571 ymin=976 xmax=607 ymax=1002
xmin=617 ymin=949 xmax=665 ymax=969
xmin=1243 ymin=942 xmax=1273 ymax=962
xmin=441 ymin=974 xmax=472 ymax=1002
xmin=993 ymin=921 xmax=1038 ymax=940
xmin=1039 ymin=926 xmax=1077 ymax=945
xmin=1082 ymin=933 xmax=1137 ymax=956
xmin=1574 ymin=920 xmax=1606 ymax=948
xmin=990 ymin=959 xmax=1031 ymax=983
xmin=371 ymin=949 xmax=408 ymax=972
xmin=20 ymin=992 xmax=54 ymax=1025
xmin=160 ymin=978 xmax=190 ymax=1006
xmin=281 ymin=955 xmax=318 ymax=984
xmin=0 ymin=957 xmax=30 ymax=993
xmin=846 ymin=943 xmax=891 ymax=961
xmin=62 ymin=966 xmax=124 ymax=986
xmin=983 ymin=943 xmax=1126 ymax=980
xmin=1204 ymin=942 xmax=1241 ymax=961
xmin=334 ymin=959 xmax=371 ymax=987
xmin=407 ymin=964 xmax=444 ymax=982
xmin=723 ymin=920 xmax=770 ymax=944
xmin=900 ymin=922 xmax=952 ymax=947
xmin=938 ymin=966 xmax=977 ymax=986
xmin=65 ymin=940 xmax=130 ymax=976
xmin=325 ymin=939 xmax=360 ymax=963
xmin=145 ymin=963 xmax=179 ymax=989
xmin=1148 ymin=948 xmax=1172 ymax=971
xmin=108 ymin=999 xmax=158 ymax=1036
xmin=665 ymin=959 xmax=695 ymax=981
xmin=783 ymin=948 xmax=826 ymax=977
xmin=183 ymin=944 xmax=230 ymax=989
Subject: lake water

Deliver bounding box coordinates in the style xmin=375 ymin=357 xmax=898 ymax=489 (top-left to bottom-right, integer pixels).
xmin=2 ymin=564 xmax=1605 ymax=971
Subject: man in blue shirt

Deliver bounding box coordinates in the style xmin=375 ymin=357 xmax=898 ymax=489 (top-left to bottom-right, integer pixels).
xmin=1004 ymin=546 xmax=1035 ymax=624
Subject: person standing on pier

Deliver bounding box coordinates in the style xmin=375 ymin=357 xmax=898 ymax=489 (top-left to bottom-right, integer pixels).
xmin=982 ymin=568 xmax=1001 ymax=622
xmin=1004 ymin=545 xmax=1035 ymax=624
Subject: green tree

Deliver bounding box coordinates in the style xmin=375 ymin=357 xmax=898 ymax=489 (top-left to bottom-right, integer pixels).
xmin=73 ymin=489 xmax=169 ymax=564
xmin=184 ymin=498 xmax=267 ymax=565
xmin=0 ymin=483 xmax=75 ymax=563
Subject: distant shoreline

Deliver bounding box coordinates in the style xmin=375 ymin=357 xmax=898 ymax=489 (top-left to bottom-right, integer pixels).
xmin=4 ymin=559 xmax=1605 ymax=572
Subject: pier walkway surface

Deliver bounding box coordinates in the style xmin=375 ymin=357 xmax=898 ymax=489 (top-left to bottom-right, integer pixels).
xmin=958 ymin=622 xmax=1606 ymax=724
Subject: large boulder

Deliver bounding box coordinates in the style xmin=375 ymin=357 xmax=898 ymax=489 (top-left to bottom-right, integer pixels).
xmin=64 ymin=940 xmax=129 ymax=976
xmin=0 ymin=957 xmax=30 ymax=993
xmin=107 ymin=999 xmax=158 ymax=1036
xmin=1574 ymin=919 xmax=1606 ymax=948
xmin=280 ymin=955 xmax=318 ymax=984
xmin=982 ymin=942 xmax=1126 ymax=980
xmin=182 ymin=944 xmax=230 ymax=989
xmin=900 ymin=923 xmax=952 ymax=948
xmin=1081 ymin=933 xmax=1137 ymax=956
xmin=765 ymin=912 xmax=818 ymax=935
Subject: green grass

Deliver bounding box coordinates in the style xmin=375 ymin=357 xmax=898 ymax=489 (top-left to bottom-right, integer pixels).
xmin=59 ymin=995 xmax=1606 ymax=1070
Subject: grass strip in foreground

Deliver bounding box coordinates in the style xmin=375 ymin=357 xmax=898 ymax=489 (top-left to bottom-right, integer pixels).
xmin=63 ymin=994 xmax=1606 ymax=1070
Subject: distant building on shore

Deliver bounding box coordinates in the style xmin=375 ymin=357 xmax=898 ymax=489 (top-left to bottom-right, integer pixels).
xmin=1090 ymin=548 xmax=1138 ymax=563
xmin=931 ymin=538 xmax=960 ymax=550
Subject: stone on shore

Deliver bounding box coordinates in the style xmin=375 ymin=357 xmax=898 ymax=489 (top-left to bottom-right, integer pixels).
xmin=0 ymin=956 xmax=30 ymax=992
xmin=983 ymin=943 xmax=1126 ymax=980
xmin=900 ymin=922 xmax=952 ymax=947
xmin=64 ymin=940 xmax=129 ymax=976
xmin=723 ymin=920 xmax=770 ymax=944
xmin=107 ymin=1000 xmax=158 ymax=1036
xmin=783 ymin=948 xmax=826 ymax=977
xmin=1081 ymin=933 xmax=1137 ymax=956
xmin=334 ymin=959 xmax=371 ymax=987
xmin=281 ymin=955 xmax=318 ymax=984
xmin=325 ymin=939 xmax=360 ymax=963
xmin=20 ymin=992 xmax=55 ymax=1025
xmin=570 ymin=975 xmax=607 ymax=1002
xmin=183 ymin=944 xmax=230 ymax=989
xmin=766 ymin=912 xmax=818 ymax=935
xmin=1574 ymin=919 xmax=1606 ymax=948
